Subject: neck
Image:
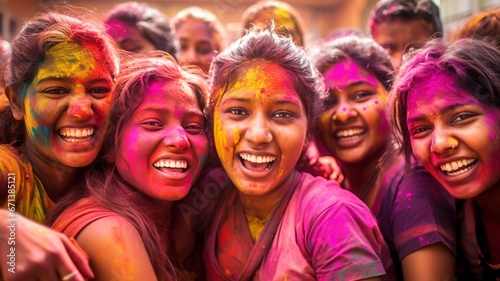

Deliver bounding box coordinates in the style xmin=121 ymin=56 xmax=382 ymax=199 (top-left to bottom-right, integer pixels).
xmin=238 ymin=169 xmax=297 ymax=220
xmin=341 ymin=156 xmax=380 ymax=197
xmin=31 ymin=160 xmax=84 ymax=202
xmin=475 ymin=184 xmax=500 ymax=223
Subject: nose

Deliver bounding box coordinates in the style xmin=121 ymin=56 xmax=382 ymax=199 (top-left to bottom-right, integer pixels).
xmin=182 ymin=47 xmax=199 ymax=64
xmin=244 ymin=114 xmax=272 ymax=145
xmin=163 ymin=127 xmax=190 ymax=151
xmin=67 ymin=94 xmax=93 ymax=120
xmin=430 ymin=128 xmax=459 ymax=154
xmin=333 ymin=102 xmax=357 ymax=123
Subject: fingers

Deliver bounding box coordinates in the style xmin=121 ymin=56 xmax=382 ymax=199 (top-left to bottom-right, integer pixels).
xmin=60 ymin=236 xmax=94 ymax=280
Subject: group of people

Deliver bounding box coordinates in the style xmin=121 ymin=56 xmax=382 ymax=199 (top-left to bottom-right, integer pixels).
xmin=0 ymin=0 xmax=499 ymax=280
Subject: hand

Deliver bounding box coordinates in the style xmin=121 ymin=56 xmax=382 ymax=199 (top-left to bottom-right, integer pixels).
xmin=0 ymin=210 xmax=94 ymax=281
xmin=317 ymin=156 xmax=344 ymax=184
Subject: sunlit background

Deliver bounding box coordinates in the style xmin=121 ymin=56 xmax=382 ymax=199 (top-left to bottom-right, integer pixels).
xmin=0 ymin=0 xmax=498 ymax=45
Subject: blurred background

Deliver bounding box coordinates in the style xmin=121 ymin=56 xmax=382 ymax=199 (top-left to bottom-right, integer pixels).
xmin=0 ymin=0 xmax=498 ymax=45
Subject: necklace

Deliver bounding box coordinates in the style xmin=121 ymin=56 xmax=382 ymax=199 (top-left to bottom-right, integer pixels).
xmin=358 ymin=167 xmax=381 ymax=201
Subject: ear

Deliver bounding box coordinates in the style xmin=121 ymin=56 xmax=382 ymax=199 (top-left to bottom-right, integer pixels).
xmin=5 ymin=87 xmax=24 ymax=120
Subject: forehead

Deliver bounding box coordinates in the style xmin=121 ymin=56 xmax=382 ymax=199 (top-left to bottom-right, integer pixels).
xmin=323 ymin=59 xmax=379 ymax=88
xmin=106 ymin=19 xmax=141 ymax=41
xmin=407 ymin=72 xmax=479 ymax=110
xmin=37 ymin=41 xmax=99 ymax=79
xmin=223 ymin=61 xmax=302 ymax=102
xmin=373 ymin=18 xmax=434 ymax=43
xmin=177 ymin=19 xmax=212 ymax=39
xmin=144 ymin=79 xmax=198 ymax=106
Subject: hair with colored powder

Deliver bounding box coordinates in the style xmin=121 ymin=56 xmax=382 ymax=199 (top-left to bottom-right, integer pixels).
xmin=241 ymin=0 xmax=306 ymax=46
xmin=46 ymin=53 xmax=207 ymax=280
xmin=103 ymin=1 xmax=178 ymax=58
xmin=450 ymin=8 xmax=500 ymax=51
xmin=172 ymin=6 xmax=226 ymax=52
xmin=207 ymin=26 xmax=325 ymax=136
xmin=368 ymin=0 xmax=443 ymax=38
xmin=391 ymin=38 xmax=500 ymax=164
xmin=0 ymin=11 xmax=120 ymax=146
xmin=310 ymin=34 xmax=394 ymax=91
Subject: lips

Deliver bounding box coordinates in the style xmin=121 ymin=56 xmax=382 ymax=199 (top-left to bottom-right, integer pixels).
xmin=239 ymin=152 xmax=277 ymax=171
xmin=58 ymin=127 xmax=94 ymax=142
xmin=439 ymin=158 xmax=477 ymax=176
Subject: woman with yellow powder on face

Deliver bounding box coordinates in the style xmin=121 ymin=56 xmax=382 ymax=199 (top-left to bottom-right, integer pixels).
xmin=0 ymin=11 xmax=119 ymax=281
xmin=196 ymin=26 xmax=394 ymax=280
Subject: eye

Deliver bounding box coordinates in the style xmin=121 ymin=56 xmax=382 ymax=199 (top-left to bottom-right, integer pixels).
xmin=228 ymin=108 xmax=247 ymax=115
xmin=43 ymin=87 xmax=69 ymax=95
xmin=451 ymin=112 xmax=476 ymax=123
xmin=88 ymin=87 xmax=111 ymax=98
xmin=352 ymin=91 xmax=373 ymax=101
xmin=142 ymin=121 xmax=162 ymax=130
xmin=273 ymin=111 xmax=295 ymax=119
xmin=409 ymin=125 xmax=431 ymax=138
xmin=185 ymin=123 xmax=205 ymax=135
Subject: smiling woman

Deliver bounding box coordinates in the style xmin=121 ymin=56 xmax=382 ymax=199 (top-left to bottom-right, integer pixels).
xmin=392 ymin=38 xmax=500 ymax=280
xmin=198 ymin=26 xmax=395 ymax=281
xmin=0 ymin=11 xmax=119 ymax=281
xmin=46 ymin=53 xmax=209 ymax=281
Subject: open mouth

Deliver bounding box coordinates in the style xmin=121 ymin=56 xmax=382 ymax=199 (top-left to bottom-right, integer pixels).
xmin=335 ymin=128 xmax=366 ymax=141
xmin=440 ymin=159 xmax=477 ymax=176
xmin=239 ymin=153 xmax=277 ymax=171
xmin=58 ymin=127 xmax=94 ymax=142
xmin=153 ymin=159 xmax=188 ymax=173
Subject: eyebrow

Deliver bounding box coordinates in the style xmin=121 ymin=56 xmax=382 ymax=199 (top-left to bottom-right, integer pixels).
xmin=220 ymin=96 xmax=302 ymax=107
xmin=140 ymin=106 xmax=204 ymax=117
xmin=36 ymin=77 xmax=113 ymax=85
xmin=406 ymin=103 xmax=468 ymax=124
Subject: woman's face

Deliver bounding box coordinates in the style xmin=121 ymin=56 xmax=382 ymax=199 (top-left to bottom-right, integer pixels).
xmin=18 ymin=41 xmax=114 ymax=169
xmin=176 ymin=19 xmax=217 ymax=73
xmin=116 ymin=80 xmax=208 ymax=203
xmin=317 ymin=59 xmax=390 ymax=165
xmin=106 ymin=19 xmax=157 ymax=54
xmin=406 ymin=73 xmax=500 ymax=199
xmin=213 ymin=62 xmax=308 ymax=196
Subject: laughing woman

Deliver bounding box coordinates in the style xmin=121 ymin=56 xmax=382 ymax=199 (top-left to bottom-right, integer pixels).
xmin=392 ymin=38 xmax=500 ymax=281
xmin=0 ymin=11 xmax=119 ymax=280
xmin=199 ymin=27 xmax=394 ymax=280
xmin=46 ymin=54 xmax=209 ymax=281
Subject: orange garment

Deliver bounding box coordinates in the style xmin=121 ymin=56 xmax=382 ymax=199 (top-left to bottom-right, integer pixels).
xmin=0 ymin=144 xmax=53 ymax=222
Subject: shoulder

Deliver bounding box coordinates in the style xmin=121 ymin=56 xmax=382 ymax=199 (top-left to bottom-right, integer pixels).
xmin=76 ymin=216 xmax=157 ymax=280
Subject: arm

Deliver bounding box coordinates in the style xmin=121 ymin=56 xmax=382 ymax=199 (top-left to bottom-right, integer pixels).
xmin=0 ymin=209 xmax=93 ymax=281
xmin=75 ymin=216 xmax=157 ymax=281
xmin=401 ymin=243 xmax=455 ymax=281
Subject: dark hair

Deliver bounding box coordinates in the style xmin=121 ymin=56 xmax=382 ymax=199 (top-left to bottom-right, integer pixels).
xmin=103 ymin=2 xmax=178 ymax=58
xmin=0 ymin=11 xmax=119 ymax=146
xmin=391 ymin=38 xmax=500 ymax=164
xmin=451 ymin=8 xmax=500 ymax=51
xmin=241 ymin=0 xmax=305 ymax=46
xmin=207 ymin=26 xmax=325 ymax=135
xmin=310 ymin=34 xmax=394 ymax=91
xmin=369 ymin=0 xmax=443 ymax=38
xmin=46 ymin=53 xmax=208 ymax=281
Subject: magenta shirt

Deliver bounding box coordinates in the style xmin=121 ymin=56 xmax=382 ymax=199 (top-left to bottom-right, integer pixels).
xmin=203 ymin=169 xmax=395 ymax=280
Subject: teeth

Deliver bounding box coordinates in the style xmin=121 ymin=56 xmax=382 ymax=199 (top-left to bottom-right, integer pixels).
xmin=336 ymin=128 xmax=366 ymax=138
xmin=440 ymin=159 xmax=476 ymax=176
xmin=153 ymin=159 xmax=188 ymax=169
xmin=240 ymin=153 xmax=276 ymax=163
xmin=59 ymin=127 xmax=94 ymax=138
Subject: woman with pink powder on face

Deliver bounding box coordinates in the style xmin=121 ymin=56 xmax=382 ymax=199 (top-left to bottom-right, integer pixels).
xmin=44 ymin=54 xmax=209 ymax=281
xmin=305 ymin=34 xmax=456 ymax=281
xmin=392 ymin=38 xmax=500 ymax=280
xmin=185 ymin=26 xmax=395 ymax=281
